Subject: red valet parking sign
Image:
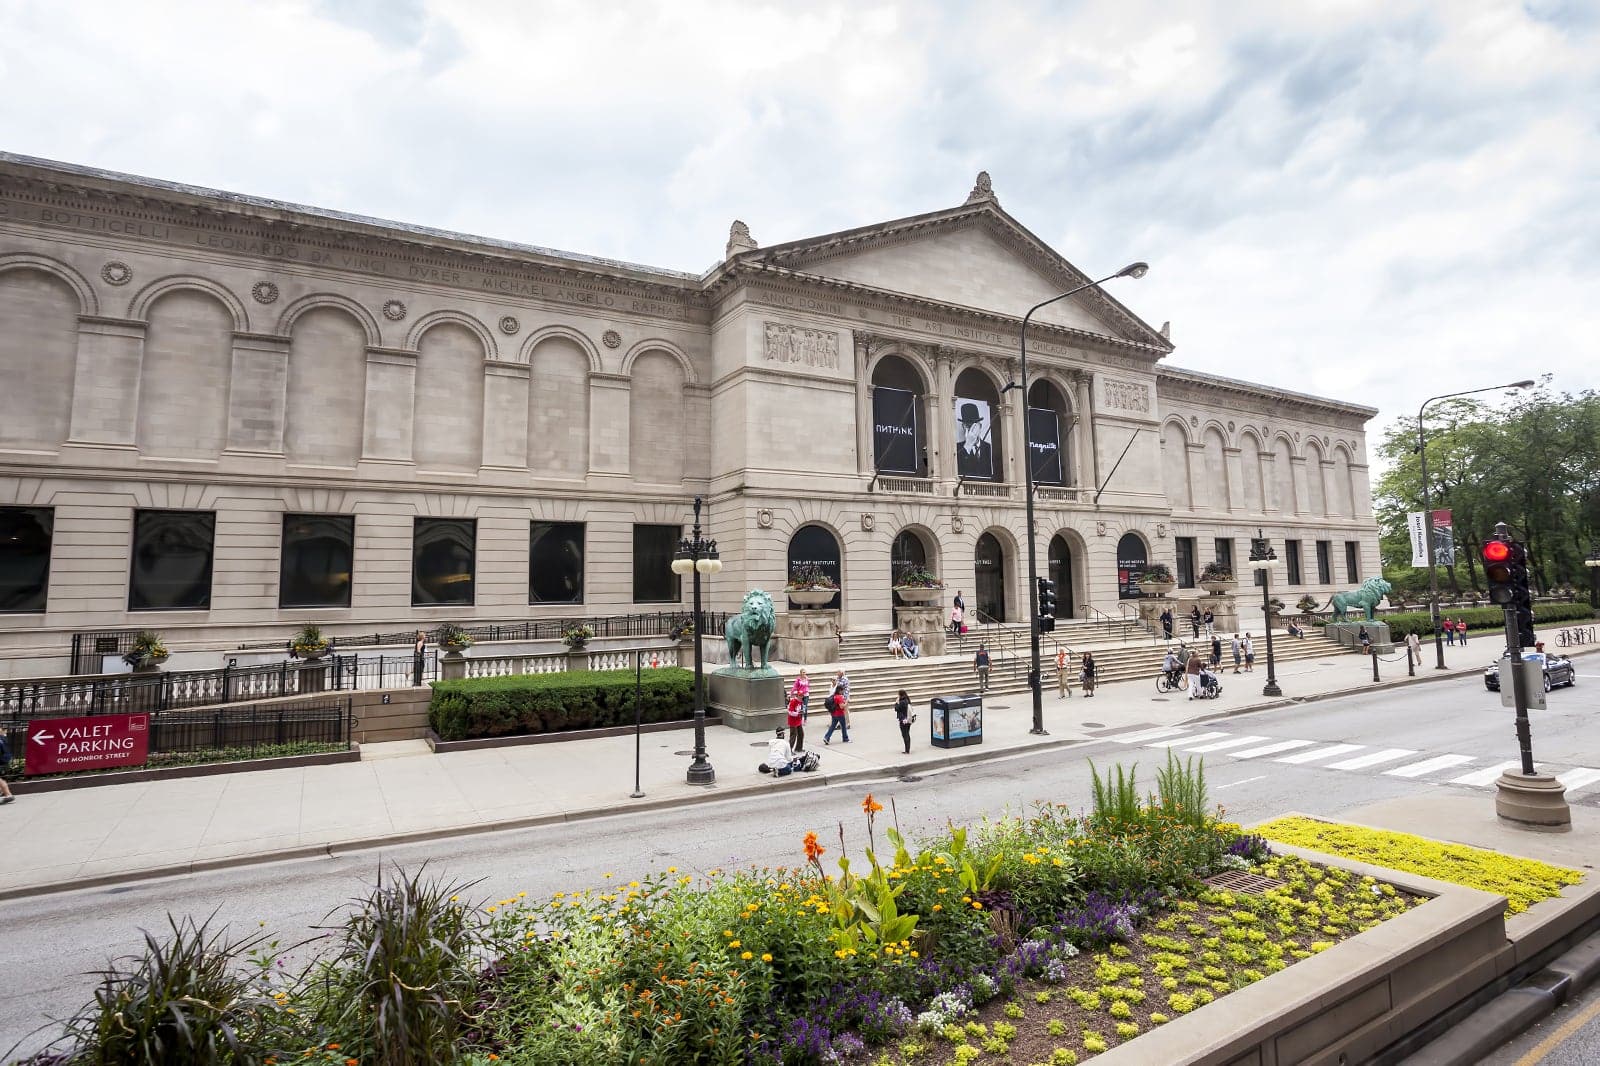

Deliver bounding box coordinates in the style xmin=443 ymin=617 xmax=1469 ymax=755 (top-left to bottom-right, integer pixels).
xmin=25 ymin=713 xmax=150 ymax=775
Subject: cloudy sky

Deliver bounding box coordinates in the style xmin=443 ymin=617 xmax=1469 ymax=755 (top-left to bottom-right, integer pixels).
xmin=3 ymin=0 xmax=1595 ymax=446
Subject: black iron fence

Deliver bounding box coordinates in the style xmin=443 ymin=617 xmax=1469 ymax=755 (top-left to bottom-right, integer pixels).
xmin=230 ymin=610 xmax=729 ymax=652
xmin=1 ymin=653 xmax=440 ymax=718
xmin=2 ymin=695 xmax=354 ymax=775
xmin=68 ymin=630 xmax=139 ymax=676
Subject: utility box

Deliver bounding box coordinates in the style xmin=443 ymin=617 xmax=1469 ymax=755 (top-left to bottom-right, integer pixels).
xmin=931 ymin=694 xmax=983 ymax=748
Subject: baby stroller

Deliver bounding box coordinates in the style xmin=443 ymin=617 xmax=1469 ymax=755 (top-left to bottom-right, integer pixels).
xmin=1193 ymin=668 xmax=1223 ymax=700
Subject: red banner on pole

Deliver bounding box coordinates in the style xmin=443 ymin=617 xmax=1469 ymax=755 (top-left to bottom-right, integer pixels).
xmin=24 ymin=713 xmax=150 ymax=776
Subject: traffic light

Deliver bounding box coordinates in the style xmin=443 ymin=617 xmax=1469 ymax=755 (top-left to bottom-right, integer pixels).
xmin=1036 ymin=577 xmax=1057 ymax=633
xmin=1510 ymin=544 xmax=1536 ymax=648
xmin=1483 ymin=538 xmax=1515 ymax=604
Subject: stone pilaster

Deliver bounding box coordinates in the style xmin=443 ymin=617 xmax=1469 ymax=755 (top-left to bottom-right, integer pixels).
xmin=68 ymin=316 xmax=147 ymax=446
xmin=480 ymin=360 xmax=530 ymax=469
xmin=361 ymin=346 xmax=417 ymax=463
xmin=226 ymin=332 xmax=290 ymax=454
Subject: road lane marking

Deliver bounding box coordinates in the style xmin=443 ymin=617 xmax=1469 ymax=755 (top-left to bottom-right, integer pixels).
xmin=1216 ymin=776 xmax=1265 ymax=789
xmin=1183 ymin=735 xmax=1271 ymax=753
xmin=1326 ymin=748 xmax=1418 ymax=770
xmin=1450 ymin=762 xmax=1526 ymax=786
xmin=1105 ymin=727 xmax=1192 ymax=744
xmin=1384 ymin=754 xmax=1477 ymax=779
xmin=1555 ymin=767 xmax=1600 ymax=793
xmin=1147 ymin=731 xmax=1228 ymax=748
xmin=1276 ymin=743 xmax=1364 ymax=764
xmin=1512 ymin=987 xmax=1600 ymax=1066
xmin=1230 ymin=740 xmax=1317 ymax=760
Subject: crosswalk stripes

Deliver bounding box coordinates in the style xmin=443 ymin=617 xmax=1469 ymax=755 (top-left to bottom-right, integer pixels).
xmin=1325 ymin=748 xmax=1418 ymax=770
xmin=1094 ymin=726 xmax=1600 ymax=795
xmin=1383 ymin=754 xmax=1476 ymax=779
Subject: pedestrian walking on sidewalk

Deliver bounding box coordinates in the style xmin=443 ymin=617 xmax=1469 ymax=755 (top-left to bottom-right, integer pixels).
xmin=1080 ymin=651 xmax=1097 ymax=697
xmin=974 ymin=645 xmax=991 ymax=692
xmin=1406 ymin=631 xmax=1422 ymax=668
xmin=1456 ymin=619 xmax=1468 ymax=645
xmin=1359 ymin=626 xmax=1372 ymax=654
xmin=1185 ymin=650 xmax=1204 ymax=699
xmin=1230 ymin=633 xmax=1243 ymax=674
xmin=894 ymin=689 xmax=914 ymax=754
xmin=823 ymin=690 xmax=850 ymax=744
xmin=1210 ymin=635 xmax=1222 ymax=668
xmin=1161 ymin=607 xmax=1174 ymax=641
xmin=786 ymin=690 xmax=806 ymax=752
xmin=1056 ymin=646 xmax=1072 ymax=698
xmin=1243 ymin=633 xmax=1255 ymax=672
xmin=1444 ymin=619 xmax=1455 ymax=646
xmin=794 ymin=668 xmax=810 ymax=717
xmin=1203 ymin=608 xmax=1215 ymax=637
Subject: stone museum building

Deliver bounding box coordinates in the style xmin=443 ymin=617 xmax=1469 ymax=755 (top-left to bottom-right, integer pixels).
xmin=0 ymin=153 xmax=1379 ymax=675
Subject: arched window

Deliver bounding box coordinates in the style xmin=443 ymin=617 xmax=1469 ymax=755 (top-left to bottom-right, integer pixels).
xmin=0 ymin=268 xmax=77 ymax=450
xmin=890 ymin=528 xmax=936 ymax=614
xmin=1161 ymin=422 xmax=1191 ymax=511
xmin=954 ymin=368 xmax=1003 ymax=481
xmin=630 ymin=350 xmax=686 ymax=484
xmin=285 ymin=307 xmax=365 ymax=466
xmin=1048 ymin=533 xmax=1075 ymax=620
xmin=138 ymin=290 xmax=232 ymax=459
xmin=1116 ymin=533 xmax=1148 ymax=600
xmin=786 ymin=524 xmax=841 ymax=610
xmin=1026 ymin=380 xmax=1069 ymax=485
xmin=414 ymin=322 xmax=486 ymax=472
xmin=870 ymin=355 xmax=928 ymax=476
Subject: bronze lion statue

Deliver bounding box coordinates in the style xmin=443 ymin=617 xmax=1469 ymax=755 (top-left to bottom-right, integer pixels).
xmin=725 ymin=589 xmax=777 ymax=670
xmin=1329 ymin=577 xmax=1392 ymax=622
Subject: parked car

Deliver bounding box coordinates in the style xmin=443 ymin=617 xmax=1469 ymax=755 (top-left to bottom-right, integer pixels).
xmin=1484 ymin=652 xmax=1577 ymax=693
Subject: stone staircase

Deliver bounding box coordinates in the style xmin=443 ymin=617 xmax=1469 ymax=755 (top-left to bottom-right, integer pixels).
xmin=837 ymin=615 xmax=1152 ymax=662
xmin=781 ymin=629 xmax=1343 ymax=718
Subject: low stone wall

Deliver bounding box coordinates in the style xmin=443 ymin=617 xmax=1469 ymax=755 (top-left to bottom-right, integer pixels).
xmin=351 ymin=687 xmax=433 ymax=743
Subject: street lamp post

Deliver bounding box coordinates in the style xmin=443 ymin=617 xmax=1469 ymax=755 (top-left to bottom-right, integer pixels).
xmin=672 ymin=496 xmax=722 ymax=786
xmin=1019 ymin=261 xmax=1148 ymax=735
xmin=1248 ymin=529 xmax=1283 ymax=697
xmin=1416 ymin=381 xmax=1535 ymax=669
xmin=1585 ymin=544 xmax=1600 ymax=610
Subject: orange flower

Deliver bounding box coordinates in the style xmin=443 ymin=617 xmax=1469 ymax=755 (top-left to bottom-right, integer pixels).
xmin=803 ymin=830 xmax=825 ymax=863
xmin=862 ymin=793 xmax=883 ymax=815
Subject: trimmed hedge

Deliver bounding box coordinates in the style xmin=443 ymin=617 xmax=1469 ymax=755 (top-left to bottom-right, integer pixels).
xmin=428 ymin=667 xmax=695 ymax=741
xmin=1317 ymin=603 xmax=1594 ymax=638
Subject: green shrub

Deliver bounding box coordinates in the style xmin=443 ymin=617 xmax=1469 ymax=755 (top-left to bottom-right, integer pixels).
xmin=1328 ymin=603 xmax=1594 ymax=637
xmin=428 ymin=667 xmax=694 ymax=741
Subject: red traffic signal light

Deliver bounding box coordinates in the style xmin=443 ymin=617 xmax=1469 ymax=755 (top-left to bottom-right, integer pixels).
xmin=1483 ymin=541 xmax=1511 ymax=563
xmin=1483 ymin=537 xmax=1519 ymax=605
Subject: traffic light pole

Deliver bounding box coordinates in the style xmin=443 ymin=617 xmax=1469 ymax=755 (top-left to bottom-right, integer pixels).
xmin=1502 ymin=604 xmax=1536 ymax=777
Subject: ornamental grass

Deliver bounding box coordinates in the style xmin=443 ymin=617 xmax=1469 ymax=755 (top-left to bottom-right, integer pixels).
xmin=1255 ymin=815 xmax=1584 ymax=916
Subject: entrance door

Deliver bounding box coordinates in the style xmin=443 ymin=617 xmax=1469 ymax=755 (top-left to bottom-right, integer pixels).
xmin=890 ymin=529 xmax=929 ymax=622
xmin=974 ymin=531 xmax=1006 ymax=622
xmin=1048 ymin=534 xmax=1075 ymax=620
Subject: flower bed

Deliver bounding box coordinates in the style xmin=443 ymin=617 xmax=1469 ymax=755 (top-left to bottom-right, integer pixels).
xmin=1256 ymin=815 xmax=1583 ymax=916
xmin=25 ymin=757 xmax=1428 ymax=1066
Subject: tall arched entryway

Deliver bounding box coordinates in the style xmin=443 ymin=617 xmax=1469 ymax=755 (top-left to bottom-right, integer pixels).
xmin=890 ymin=527 xmax=937 ymax=624
xmin=871 ymin=355 xmax=930 ymax=477
xmin=1116 ymin=532 xmax=1149 ymax=600
xmin=974 ymin=531 xmax=1007 ymax=621
xmin=787 ymin=524 xmax=842 ymax=610
xmin=1047 ymin=534 xmax=1076 ymax=620
xmin=1027 ymin=380 xmax=1070 ymax=485
xmin=953 ymin=368 xmax=1004 ymax=481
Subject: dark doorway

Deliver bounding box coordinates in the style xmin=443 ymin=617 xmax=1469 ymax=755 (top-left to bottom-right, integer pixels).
xmin=1047 ymin=534 xmax=1075 ymax=620
xmin=1117 ymin=532 xmax=1148 ymax=600
xmin=974 ymin=531 xmax=1007 ymax=622
xmin=787 ymin=523 xmax=842 ymax=610
xmin=890 ymin=528 xmax=930 ymax=620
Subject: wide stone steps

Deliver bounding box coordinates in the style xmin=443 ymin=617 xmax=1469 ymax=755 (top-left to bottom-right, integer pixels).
xmin=836 ymin=618 xmax=1150 ymax=662
xmin=782 ymin=632 xmax=1342 ymax=716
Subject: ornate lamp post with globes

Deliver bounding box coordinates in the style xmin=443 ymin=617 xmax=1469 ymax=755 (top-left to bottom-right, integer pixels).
xmin=1248 ymin=529 xmax=1283 ymax=698
xmin=672 ymin=497 xmax=722 ymax=786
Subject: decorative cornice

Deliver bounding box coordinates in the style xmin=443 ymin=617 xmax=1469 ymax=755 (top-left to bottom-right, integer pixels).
xmin=1155 ymin=366 xmax=1377 ymax=422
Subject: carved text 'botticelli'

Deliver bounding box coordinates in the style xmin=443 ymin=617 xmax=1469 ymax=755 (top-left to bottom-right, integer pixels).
xmin=764 ymin=322 xmax=839 ymax=369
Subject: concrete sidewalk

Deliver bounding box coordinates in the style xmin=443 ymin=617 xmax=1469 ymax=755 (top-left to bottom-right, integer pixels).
xmin=2 ymin=638 xmax=1520 ymax=899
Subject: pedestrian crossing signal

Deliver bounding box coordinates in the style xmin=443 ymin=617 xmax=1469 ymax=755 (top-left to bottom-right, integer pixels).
xmin=1036 ymin=577 xmax=1057 ymax=632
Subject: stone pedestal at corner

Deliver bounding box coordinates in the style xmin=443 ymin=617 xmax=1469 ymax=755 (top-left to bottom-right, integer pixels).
xmin=1325 ymin=621 xmax=1391 ymax=653
xmin=894 ymin=605 xmax=947 ymax=657
xmin=709 ymin=668 xmax=786 ymax=733
xmin=777 ymin=609 xmax=840 ymax=665
xmin=1495 ymin=771 xmax=1571 ymax=830
xmin=440 ymin=651 xmax=467 ymax=680
xmin=1198 ymin=593 xmax=1240 ymax=636
xmin=1137 ymin=595 xmax=1176 ymax=630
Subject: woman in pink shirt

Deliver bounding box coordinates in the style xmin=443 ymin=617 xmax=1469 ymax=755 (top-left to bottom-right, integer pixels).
xmin=793 ymin=668 xmax=810 ymax=717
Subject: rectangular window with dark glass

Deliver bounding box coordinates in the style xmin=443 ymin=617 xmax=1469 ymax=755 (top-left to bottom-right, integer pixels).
xmin=1175 ymin=537 xmax=1196 ymax=588
xmin=633 ymin=524 xmax=681 ymax=603
xmin=530 ymin=521 xmax=585 ymax=604
xmin=1316 ymin=540 xmax=1332 ymax=584
xmin=0 ymin=507 xmax=53 ymax=613
xmin=412 ymin=517 xmax=476 ymax=606
xmin=1345 ymin=541 xmax=1360 ymax=584
xmin=1214 ymin=537 xmax=1233 ymax=576
xmin=130 ymin=510 xmax=216 ymax=610
xmin=280 ymin=514 xmax=355 ymax=608
xmin=1285 ymin=540 xmax=1302 ymax=586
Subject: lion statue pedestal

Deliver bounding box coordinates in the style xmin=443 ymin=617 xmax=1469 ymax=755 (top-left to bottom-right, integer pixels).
xmin=710 ymin=589 xmax=787 ymax=733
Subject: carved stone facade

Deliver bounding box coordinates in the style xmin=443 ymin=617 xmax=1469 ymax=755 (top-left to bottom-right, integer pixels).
xmin=0 ymin=156 xmax=1380 ymax=675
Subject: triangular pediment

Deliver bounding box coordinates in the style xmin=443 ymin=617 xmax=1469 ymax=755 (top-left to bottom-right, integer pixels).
xmin=735 ymin=199 xmax=1170 ymax=351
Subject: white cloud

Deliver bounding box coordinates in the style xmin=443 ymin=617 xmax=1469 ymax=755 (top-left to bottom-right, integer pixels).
xmin=0 ymin=0 xmax=1595 ymax=452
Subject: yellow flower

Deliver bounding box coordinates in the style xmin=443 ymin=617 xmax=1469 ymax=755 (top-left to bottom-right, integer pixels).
xmin=741 ymin=951 xmax=753 ymax=960
xmin=761 ymin=953 xmax=773 ymax=962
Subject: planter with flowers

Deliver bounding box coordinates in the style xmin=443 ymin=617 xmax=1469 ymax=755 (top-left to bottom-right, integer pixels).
xmin=562 ymin=623 xmax=597 ymax=670
xmin=122 ymin=630 xmax=169 ymax=674
xmin=1199 ymin=561 xmax=1237 ymax=595
xmin=891 ymin=564 xmax=945 ymax=604
xmin=433 ymin=623 xmax=474 ymax=680
xmin=291 ymin=623 xmax=331 ymax=660
xmin=1138 ymin=562 xmax=1177 ymax=597
xmin=785 ymin=564 xmax=839 ymax=608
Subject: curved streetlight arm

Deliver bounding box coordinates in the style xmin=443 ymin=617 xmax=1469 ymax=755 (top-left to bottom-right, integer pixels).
xmin=1415 ymin=379 xmax=1536 ymax=669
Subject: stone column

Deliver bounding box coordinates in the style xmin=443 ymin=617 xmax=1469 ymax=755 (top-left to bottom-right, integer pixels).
xmin=854 ymin=334 xmax=874 ymax=477
xmin=1260 ymin=451 xmax=1281 ymax=512
xmin=480 ymin=360 xmax=530 ymax=469
xmin=1186 ymin=442 xmax=1207 ymax=511
xmin=1074 ymin=372 xmax=1098 ymax=491
xmin=1290 ymin=456 xmax=1310 ymax=515
xmin=226 ymin=332 xmax=290 ymax=454
xmin=67 ymin=316 xmax=147 ymax=446
xmin=1224 ymin=446 xmax=1245 ymax=512
xmin=360 ymin=346 xmax=418 ymax=464
xmin=1001 ymin=357 xmax=1022 ymax=488
xmin=587 ymin=372 xmax=631 ymax=479
xmin=1320 ymin=458 xmax=1337 ymax=517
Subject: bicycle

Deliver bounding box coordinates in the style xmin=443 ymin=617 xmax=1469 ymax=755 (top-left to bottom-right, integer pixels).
xmin=1155 ymin=669 xmax=1188 ymax=694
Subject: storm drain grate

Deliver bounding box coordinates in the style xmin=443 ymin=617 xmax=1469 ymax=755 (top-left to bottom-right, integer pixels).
xmin=1203 ymin=870 xmax=1286 ymax=895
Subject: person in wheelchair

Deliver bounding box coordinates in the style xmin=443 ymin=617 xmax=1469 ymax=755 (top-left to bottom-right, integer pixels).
xmin=1195 ymin=665 xmax=1221 ymax=698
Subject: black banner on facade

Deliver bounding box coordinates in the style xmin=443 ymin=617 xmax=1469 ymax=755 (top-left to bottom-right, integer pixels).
xmin=872 ymin=386 xmax=919 ymax=474
xmin=1027 ymin=407 xmax=1063 ymax=484
xmin=1116 ymin=532 xmax=1147 ymax=600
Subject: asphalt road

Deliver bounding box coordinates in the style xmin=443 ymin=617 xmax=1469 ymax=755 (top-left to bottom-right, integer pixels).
xmin=4 ymin=671 xmax=1596 ymax=1061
